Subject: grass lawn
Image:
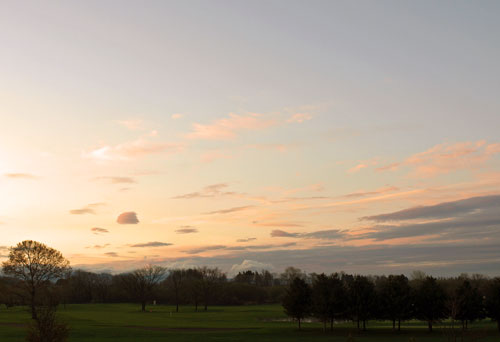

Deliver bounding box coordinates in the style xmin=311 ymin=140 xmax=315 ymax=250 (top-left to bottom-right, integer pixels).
xmin=0 ymin=303 xmax=498 ymax=341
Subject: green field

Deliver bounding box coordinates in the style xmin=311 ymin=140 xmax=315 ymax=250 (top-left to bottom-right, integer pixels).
xmin=0 ymin=304 xmax=498 ymax=341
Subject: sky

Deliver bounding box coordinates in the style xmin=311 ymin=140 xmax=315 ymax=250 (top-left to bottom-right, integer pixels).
xmin=1 ymin=0 xmax=500 ymax=277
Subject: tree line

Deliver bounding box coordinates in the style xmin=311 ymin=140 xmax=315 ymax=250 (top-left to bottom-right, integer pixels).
xmin=1 ymin=241 xmax=500 ymax=337
xmin=283 ymin=272 xmax=500 ymax=333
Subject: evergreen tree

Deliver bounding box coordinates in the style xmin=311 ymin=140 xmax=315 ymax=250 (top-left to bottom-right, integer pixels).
xmin=283 ymin=277 xmax=312 ymax=330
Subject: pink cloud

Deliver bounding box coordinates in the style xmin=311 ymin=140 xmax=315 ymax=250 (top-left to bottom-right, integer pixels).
xmin=347 ymin=158 xmax=378 ymax=173
xmin=186 ymin=113 xmax=276 ymax=140
xmin=378 ymin=140 xmax=500 ymax=177
xmin=85 ymin=138 xmax=183 ymax=161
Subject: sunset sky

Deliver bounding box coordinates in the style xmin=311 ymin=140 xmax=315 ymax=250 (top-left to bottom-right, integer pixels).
xmin=1 ymin=1 xmax=500 ymax=276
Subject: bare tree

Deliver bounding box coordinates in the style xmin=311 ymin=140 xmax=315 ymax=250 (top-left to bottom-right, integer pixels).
xmin=2 ymin=240 xmax=70 ymax=319
xmin=198 ymin=267 xmax=225 ymax=311
xmin=165 ymin=269 xmax=184 ymax=312
xmin=121 ymin=265 xmax=166 ymax=311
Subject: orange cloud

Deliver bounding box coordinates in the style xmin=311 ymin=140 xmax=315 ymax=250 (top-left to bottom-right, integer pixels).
xmin=186 ymin=113 xmax=276 ymax=140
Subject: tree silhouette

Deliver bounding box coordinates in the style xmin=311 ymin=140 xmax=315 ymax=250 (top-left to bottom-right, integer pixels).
xmin=485 ymin=277 xmax=500 ymax=332
xmin=283 ymin=277 xmax=312 ymax=330
xmin=455 ymin=280 xmax=484 ymax=329
xmin=120 ymin=265 xmax=166 ymax=311
xmin=379 ymin=275 xmax=412 ymax=331
xmin=311 ymin=273 xmax=332 ymax=332
xmin=2 ymin=240 xmax=70 ymax=319
xmin=415 ymin=276 xmax=447 ymax=332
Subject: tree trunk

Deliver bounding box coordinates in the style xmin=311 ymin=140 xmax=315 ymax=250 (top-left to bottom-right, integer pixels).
xmin=195 ymin=301 xmax=198 ymax=311
xmin=357 ymin=319 xmax=360 ymax=330
xmin=363 ymin=319 xmax=366 ymax=331
xmin=497 ymin=320 xmax=500 ymax=332
xmin=298 ymin=318 xmax=301 ymax=330
xmin=30 ymin=288 xmax=36 ymax=319
xmin=330 ymin=318 xmax=334 ymax=331
xmin=141 ymin=301 xmax=146 ymax=312
xmin=465 ymin=320 xmax=468 ymax=330
xmin=323 ymin=320 xmax=326 ymax=332
xmin=204 ymin=303 xmax=208 ymax=311
xmin=392 ymin=319 xmax=395 ymax=330
xmin=398 ymin=319 xmax=401 ymax=331
xmin=176 ymin=302 xmax=179 ymax=313
xmin=428 ymin=321 xmax=433 ymax=332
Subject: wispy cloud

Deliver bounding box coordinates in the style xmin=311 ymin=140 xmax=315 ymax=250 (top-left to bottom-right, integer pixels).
xmin=184 ymin=245 xmax=227 ymax=254
xmin=377 ymin=141 xmax=500 ymax=177
xmin=130 ymin=241 xmax=172 ymax=247
xmin=204 ymin=205 xmax=255 ymax=215
xmin=117 ymin=212 xmax=139 ymax=224
xmin=171 ymin=113 xmax=183 ymax=120
xmin=287 ymin=113 xmax=312 ymax=123
xmin=87 ymin=244 xmax=110 ymax=249
xmin=91 ymin=227 xmax=109 ymax=234
xmin=4 ymin=173 xmax=38 ymax=179
xmin=104 ymin=252 xmax=119 ymax=257
xmin=236 ymin=237 xmax=257 ymax=242
xmin=85 ymin=138 xmax=183 ymax=161
xmin=347 ymin=158 xmax=378 ymax=173
xmin=254 ymin=221 xmax=303 ymax=227
xmin=70 ymin=203 xmax=105 ymax=215
xmin=186 ymin=113 xmax=276 ymax=140
xmin=172 ymin=183 xmax=236 ymax=199
xmin=175 ymin=226 xmax=198 ymax=234
xmin=270 ymin=228 xmax=345 ymax=240
xmin=342 ymin=186 xmax=399 ymax=198
xmin=270 ymin=229 xmax=300 ymax=238
xmin=93 ymin=176 xmax=137 ymax=184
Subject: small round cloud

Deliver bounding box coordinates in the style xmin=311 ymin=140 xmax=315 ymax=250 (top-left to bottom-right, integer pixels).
xmin=117 ymin=211 xmax=139 ymax=224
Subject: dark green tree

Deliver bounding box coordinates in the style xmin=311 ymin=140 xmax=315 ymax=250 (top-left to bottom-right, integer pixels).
xmin=485 ymin=277 xmax=500 ymax=332
xmin=311 ymin=273 xmax=331 ymax=331
xmin=379 ymin=275 xmax=412 ymax=331
xmin=282 ymin=277 xmax=312 ymax=330
xmin=349 ymin=275 xmax=376 ymax=331
xmin=455 ymin=280 xmax=484 ymax=329
xmin=415 ymin=276 xmax=447 ymax=332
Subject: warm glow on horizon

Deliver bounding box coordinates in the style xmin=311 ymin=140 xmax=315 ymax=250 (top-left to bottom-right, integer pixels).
xmin=1 ymin=1 xmax=500 ymax=276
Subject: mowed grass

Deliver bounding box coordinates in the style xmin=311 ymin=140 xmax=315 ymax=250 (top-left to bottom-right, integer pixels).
xmin=0 ymin=304 xmax=498 ymax=342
